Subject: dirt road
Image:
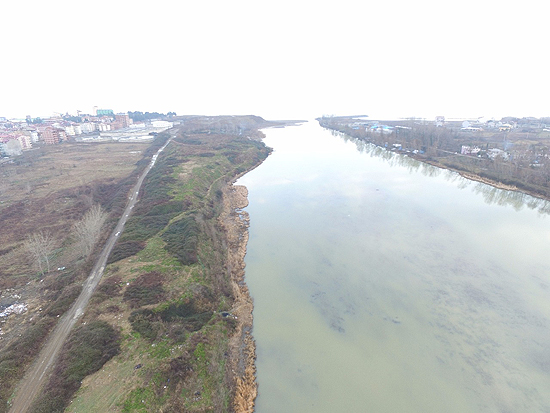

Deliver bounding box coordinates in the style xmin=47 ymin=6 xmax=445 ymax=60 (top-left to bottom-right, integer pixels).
xmin=8 ymin=133 xmax=174 ymax=413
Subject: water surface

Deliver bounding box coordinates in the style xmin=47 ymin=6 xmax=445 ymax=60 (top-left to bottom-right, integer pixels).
xmin=238 ymin=121 xmax=550 ymax=412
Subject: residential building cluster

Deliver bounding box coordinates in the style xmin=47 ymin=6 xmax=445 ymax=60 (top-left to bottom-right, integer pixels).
xmin=461 ymin=145 xmax=510 ymax=160
xmin=459 ymin=119 xmax=514 ymax=132
xmin=0 ymin=108 xmax=174 ymax=157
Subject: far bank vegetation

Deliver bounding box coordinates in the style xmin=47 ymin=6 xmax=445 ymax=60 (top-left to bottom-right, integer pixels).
xmin=320 ymin=116 xmax=550 ymax=199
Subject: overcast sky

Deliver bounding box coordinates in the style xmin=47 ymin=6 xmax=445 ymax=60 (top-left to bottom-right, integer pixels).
xmin=2 ymin=0 xmax=548 ymax=121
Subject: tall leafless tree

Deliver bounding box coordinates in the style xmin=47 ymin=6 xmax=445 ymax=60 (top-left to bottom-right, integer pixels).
xmin=25 ymin=231 xmax=56 ymax=276
xmin=73 ymin=204 xmax=108 ymax=257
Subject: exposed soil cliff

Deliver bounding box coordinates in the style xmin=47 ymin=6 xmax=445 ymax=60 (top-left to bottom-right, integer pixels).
xmin=220 ymin=184 xmax=257 ymax=412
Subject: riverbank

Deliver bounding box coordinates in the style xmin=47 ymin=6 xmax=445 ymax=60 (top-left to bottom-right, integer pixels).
xmin=221 ymin=184 xmax=257 ymax=412
xmin=408 ymin=153 xmax=550 ymax=202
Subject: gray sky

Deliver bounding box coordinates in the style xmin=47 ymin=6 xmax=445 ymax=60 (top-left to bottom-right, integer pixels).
xmin=2 ymin=0 xmax=548 ymax=120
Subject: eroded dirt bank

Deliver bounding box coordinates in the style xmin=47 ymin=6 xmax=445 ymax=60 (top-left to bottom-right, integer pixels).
xmin=220 ymin=184 xmax=257 ymax=413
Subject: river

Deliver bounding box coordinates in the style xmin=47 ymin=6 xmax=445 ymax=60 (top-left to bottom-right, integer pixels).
xmin=237 ymin=121 xmax=550 ymax=412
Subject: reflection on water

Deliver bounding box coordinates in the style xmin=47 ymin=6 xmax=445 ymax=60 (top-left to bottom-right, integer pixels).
xmin=338 ymin=130 xmax=550 ymax=214
xmin=239 ymin=122 xmax=550 ymax=413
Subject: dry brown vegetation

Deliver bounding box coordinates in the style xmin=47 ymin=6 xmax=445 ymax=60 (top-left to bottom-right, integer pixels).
xmin=123 ymin=271 xmax=166 ymax=309
xmin=0 ymin=141 xmax=151 ymax=286
xmin=0 ymin=140 xmax=152 ymax=412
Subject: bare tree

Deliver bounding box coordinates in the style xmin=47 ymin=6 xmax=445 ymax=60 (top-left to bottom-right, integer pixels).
xmin=5 ymin=139 xmax=22 ymax=156
xmin=73 ymin=204 xmax=108 ymax=257
xmin=25 ymin=232 xmax=56 ymax=276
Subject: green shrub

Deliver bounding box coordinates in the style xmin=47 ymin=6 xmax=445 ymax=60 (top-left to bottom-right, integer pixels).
xmin=123 ymin=272 xmax=165 ymax=308
xmin=141 ymin=133 xmax=170 ymax=159
xmin=161 ymin=215 xmax=198 ymax=265
xmin=92 ymin=179 xmax=134 ymax=214
xmin=177 ymin=137 xmax=202 ymax=145
xmin=108 ymin=240 xmax=146 ymax=263
xmin=157 ymin=299 xmax=213 ymax=331
xmin=157 ymin=300 xmax=197 ymax=322
xmin=92 ymin=274 xmax=123 ymax=303
xmin=29 ymin=321 xmax=120 ymax=413
xmin=146 ymin=201 xmax=184 ymax=216
xmin=127 ymin=214 xmax=175 ymax=240
xmin=128 ymin=309 xmax=159 ymax=340
xmin=45 ymin=284 xmax=82 ymax=317
xmin=179 ymin=312 xmax=213 ymax=332
xmin=128 ymin=297 xmax=213 ymax=344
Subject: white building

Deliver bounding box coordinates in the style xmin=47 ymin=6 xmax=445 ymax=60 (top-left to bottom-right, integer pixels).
xmin=80 ymin=123 xmax=96 ymax=133
xmin=151 ymin=120 xmax=172 ymax=128
xmin=21 ymin=130 xmax=39 ymax=143
xmin=65 ymin=125 xmax=76 ymax=136
xmin=461 ymin=145 xmax=481 ymax=155
xmin=488 ymin=148 xmax=509 ymax=160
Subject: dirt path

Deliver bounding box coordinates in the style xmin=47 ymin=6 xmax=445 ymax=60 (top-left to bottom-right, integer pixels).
xmin=8 ymin=134 xmax=174 ymax=413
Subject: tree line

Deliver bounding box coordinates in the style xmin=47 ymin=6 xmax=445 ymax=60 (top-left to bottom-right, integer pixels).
xmin=128 ymin=111 xmax=176 ymax=122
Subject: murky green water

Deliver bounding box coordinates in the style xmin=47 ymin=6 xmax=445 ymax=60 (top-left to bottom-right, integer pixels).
xmin=238 ymin=121 xmax=550 ymax=412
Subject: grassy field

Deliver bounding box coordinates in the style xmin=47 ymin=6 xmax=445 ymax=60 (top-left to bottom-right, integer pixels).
xmin=23 ymin=117 xmax=273 ymax=412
